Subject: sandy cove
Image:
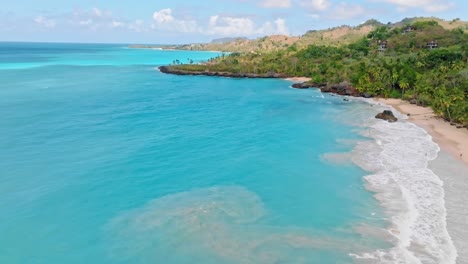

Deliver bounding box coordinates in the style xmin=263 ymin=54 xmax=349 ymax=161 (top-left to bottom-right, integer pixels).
xmin=376 ymin=98 xmax=468 ymax=166
xmin=284 ymin=77 xmax=312 ymax=83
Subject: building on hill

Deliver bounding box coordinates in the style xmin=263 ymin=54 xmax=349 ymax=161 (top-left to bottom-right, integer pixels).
xmin=403 ymin=26 xmax=416 ymax=33
xmin=377 ymin=40 xmax=388 ymax=52
xmin=426 ymin=40 xmax=438 ymax=49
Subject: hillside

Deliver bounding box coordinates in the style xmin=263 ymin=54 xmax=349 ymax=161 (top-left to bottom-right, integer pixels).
xmin=295 ymin=24 xmax=375 ymax=48
xmin=210 ymin=37 xmax=248 ymax=44
xmin=397 ymin=17 xmax=468 ymax=32
xmin=145 ymin=17 xmax=468 ymax=53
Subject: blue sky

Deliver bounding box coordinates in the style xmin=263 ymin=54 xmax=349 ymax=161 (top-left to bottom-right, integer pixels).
xmin=1 ymin=0 xmax=466 ymax=43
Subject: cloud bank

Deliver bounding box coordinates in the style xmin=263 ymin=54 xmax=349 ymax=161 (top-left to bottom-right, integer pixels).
xmin=152 ymin=8 xmax=290 ymax=36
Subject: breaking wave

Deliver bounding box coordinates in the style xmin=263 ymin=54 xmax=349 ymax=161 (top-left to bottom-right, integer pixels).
xmin=351 ymin=101 xmax=457 ymax=264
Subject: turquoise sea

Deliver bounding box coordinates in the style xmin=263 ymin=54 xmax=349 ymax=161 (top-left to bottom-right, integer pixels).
xmin=0 ymin=43 xmax=454 ymax=263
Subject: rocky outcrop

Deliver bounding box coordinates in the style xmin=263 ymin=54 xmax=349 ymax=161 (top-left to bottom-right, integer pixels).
xmin=375 ymin=110 xmax=398 ymax=122
xmin=158 ymin=66 xmax=287 ymax=78
xmin=291 ymin=82 xmax=326 ymax=89
xmin=291 ymin=81 xmax=375 ymax=98
xmin=320 ymin=82 xmax=361 ymax=96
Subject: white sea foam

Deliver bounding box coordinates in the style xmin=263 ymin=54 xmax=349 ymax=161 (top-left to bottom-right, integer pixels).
xmin=350 ymin=101 xmax=457 ymax=264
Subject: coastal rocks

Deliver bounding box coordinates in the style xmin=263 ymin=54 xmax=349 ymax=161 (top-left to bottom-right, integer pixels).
xmin=291 ymin=82 xmax=326 ymax=89
xmin=291 ymin=82 xmax=313 ymax=89
xmin=158 ymin=66 xmax=287 ymax=79
xmin=320 ymin=82 xmax=360 ymax=97
xmin=292 ymin=81 xmax=374 ymax=99
xmin=375 ymin=110 xmax=398 ymax=122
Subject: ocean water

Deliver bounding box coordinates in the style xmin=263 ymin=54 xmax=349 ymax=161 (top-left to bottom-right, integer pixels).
xmin=0 ymin=43 xmax=455 ymax=264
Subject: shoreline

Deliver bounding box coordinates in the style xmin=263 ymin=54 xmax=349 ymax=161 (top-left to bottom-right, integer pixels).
xmin=350 ymin=99 xmax=461 ymax=263
xmin=284 ymin=77 xmax=311 ymax=83
xmin=375 ymin=98 xmax=468 ymax=166
xmin=371 ymin=98 xmax=468 ymax=263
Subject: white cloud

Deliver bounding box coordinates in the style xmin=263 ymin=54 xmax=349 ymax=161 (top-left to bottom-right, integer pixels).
xmin=260 ymin=0 xmax=292 ymax=8
xmin=206 ymin=15 xmax=289 ymax=36
xmin=424 ymin=3 xmax=454 ymax=12
xmin=79 ymin=19 xmax=92 ymax=26
xmin=152 ymin=9 xmax=199 ymax=33
xmin=274 ymin=18 xmax=289 ymax=35
xmin=207 ymin=15 xmax=256 ymax=35
xmin=152 ymin=8 xmax=174 ymax=24
xmin=68 ymin=7 xmax=142 ymax=32
xmin=111 ymin=20 xmax=124 ymax=28
xmin=70 ymin=8 xmax=99 ymax=28
xmin=107 ymin=19 xmax=146 ymax=32
xmin=151 ymin=8 xmax=289 ymax=36
xmin=128 ymin=19 xmax=145 ymax=32
xmin=308 ymin=14 xmax=321 ymax=19
xmin=329 ymin=2 xmax=366 ymax=20
xmin=301 ymin=0 xmax=331 ymax=11
xmin=380 ymin=0 xmax=454 ymax=12
xmin=92 ymin=8 xmax=103 ymax=17
xmin=34 ymin=15 xmax=56 ymax=28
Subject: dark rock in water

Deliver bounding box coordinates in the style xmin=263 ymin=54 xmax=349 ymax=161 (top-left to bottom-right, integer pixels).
xmin=291 ymin=82 xmax=312 ymax=89
xmin=291 ymin=82 xmax=326 ymax=89
xmin=375 ymin=110 xmax=398 ymax=122
xmin=343 ymin=98 xmax=349 ymax=101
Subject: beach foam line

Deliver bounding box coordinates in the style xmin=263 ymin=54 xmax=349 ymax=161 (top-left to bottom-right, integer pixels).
xmin=350 ymin=101 xmax=457 ymax=264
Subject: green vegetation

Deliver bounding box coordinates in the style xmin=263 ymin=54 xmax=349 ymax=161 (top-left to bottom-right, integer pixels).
xmin=168 ymin=20 xmax=468 ymax=125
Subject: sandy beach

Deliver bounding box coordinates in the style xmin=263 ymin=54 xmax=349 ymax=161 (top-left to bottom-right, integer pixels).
xmin=376 ymin=98 xmax=468 ymax=166
xmin=284 ymin=77 xmax=311 ymax=83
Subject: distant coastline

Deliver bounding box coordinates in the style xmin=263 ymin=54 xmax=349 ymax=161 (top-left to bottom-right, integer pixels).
xmin=129 ymin=44 xmax=222 ymax=53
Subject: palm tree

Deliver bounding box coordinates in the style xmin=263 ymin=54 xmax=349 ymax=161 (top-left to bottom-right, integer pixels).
xmin=399 ymin=79 xmax=410 ymax=95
